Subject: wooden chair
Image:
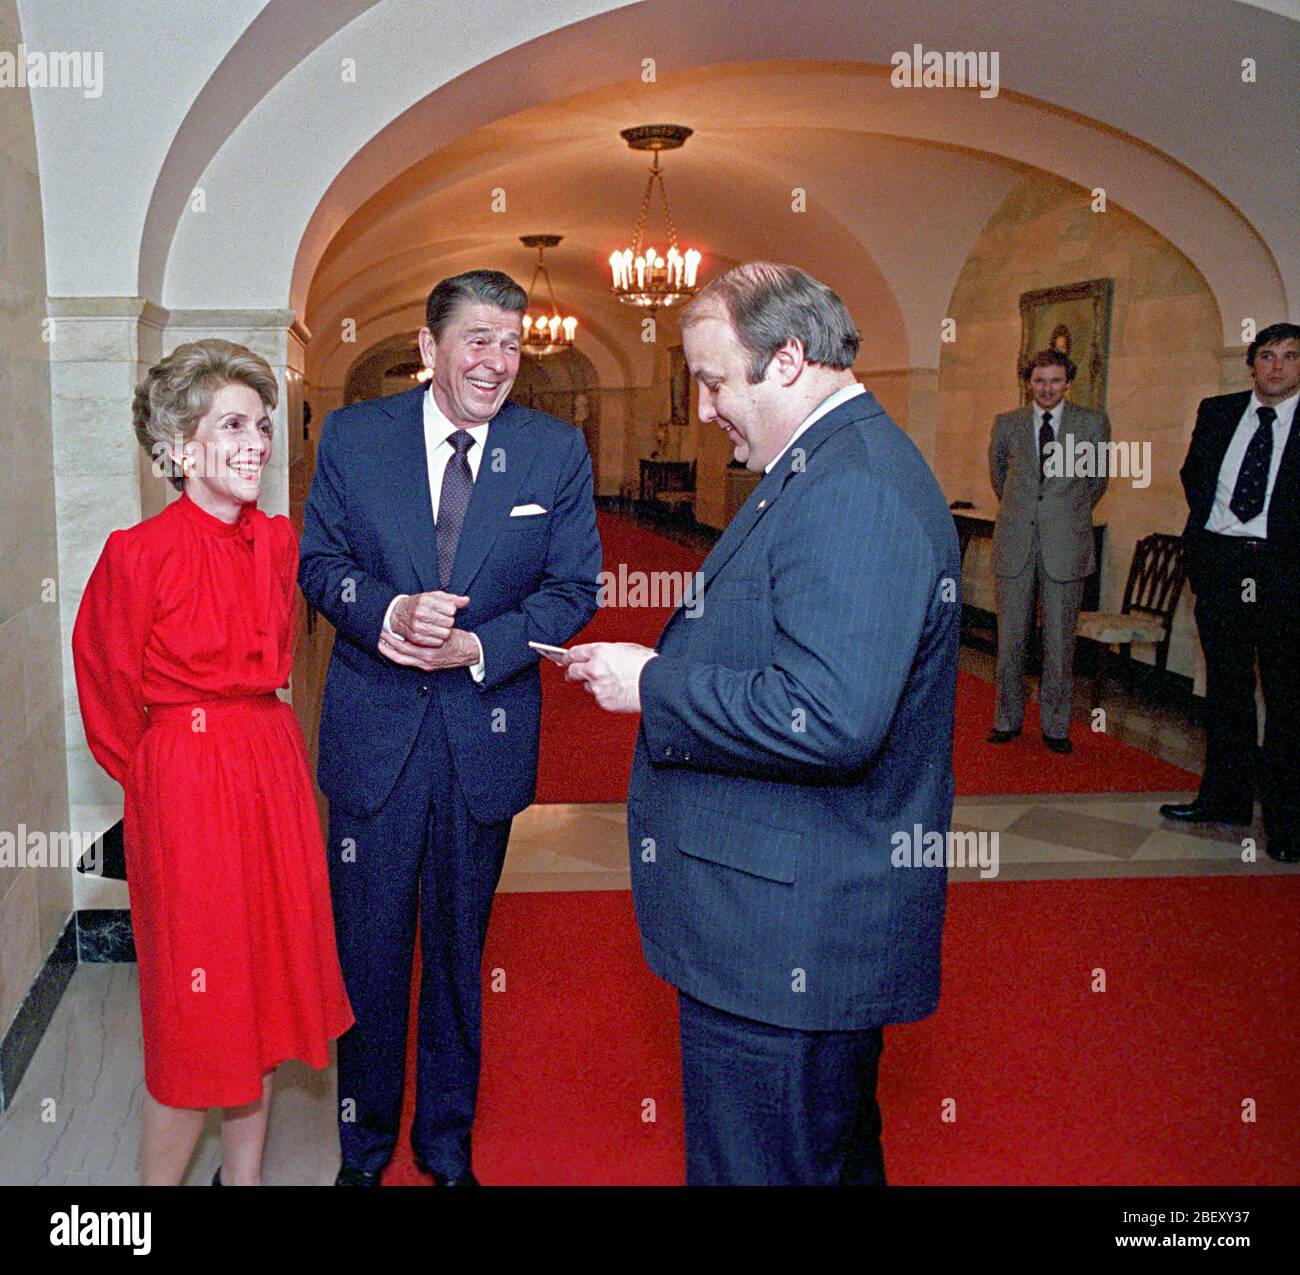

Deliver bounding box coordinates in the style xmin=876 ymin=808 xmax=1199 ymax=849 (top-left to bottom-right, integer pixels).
xmin=1076 ymin=532 xmax=1186 ymax=707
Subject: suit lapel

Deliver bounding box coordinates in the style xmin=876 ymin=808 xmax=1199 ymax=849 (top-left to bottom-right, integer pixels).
xmin=1207 ymin=391 xmax=1253 ymax=478
xmin=384 ymin=387 xmax=441 ymax=592
xmin=1017 ymin=406 xmax=1038 ymax=479
xmin=1052 ymin=402 xmax=1079 ymax=486
xmin=445 ymin=402 xmax=535 ymax=595
xmin=693 ymin=462 xmax=789 ymax=589
xmin=659 ymin=394 xmax=878 ymax=645
xmin=1270 ymin=395 xmax=1300 ymax=508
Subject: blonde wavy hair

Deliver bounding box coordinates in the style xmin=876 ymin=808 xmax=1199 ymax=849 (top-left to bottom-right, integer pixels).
xmin=133 ymin=339 xmax=279 ymax=490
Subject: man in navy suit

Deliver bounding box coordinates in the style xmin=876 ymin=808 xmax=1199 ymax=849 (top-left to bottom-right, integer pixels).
xmin=567 ymin=263 xmax=959 ymax=1184
xmin=300 ymin=270 xmax=601 ymax=1185
xmin=1160 ymin=322 xmax=1300 ymax=862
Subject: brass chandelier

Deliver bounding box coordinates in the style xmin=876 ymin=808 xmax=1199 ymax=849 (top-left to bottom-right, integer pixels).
xmin=519 ymin=234 xmax=577 ymax=357
xmin=608 ymin=124 xmax=702 ymax=313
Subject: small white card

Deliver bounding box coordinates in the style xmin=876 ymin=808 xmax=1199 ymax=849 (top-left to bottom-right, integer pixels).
xmin=510 ymin=503 xmax=547 ymax=516
xmin=528 ymin=640 xmax=572 ymax=666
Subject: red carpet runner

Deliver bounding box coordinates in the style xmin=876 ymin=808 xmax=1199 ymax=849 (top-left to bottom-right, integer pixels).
xmin=384 ymin=878 xmax=1298 ymax=1185
xmin=377 ymin=514 xmax=1251 ymax=1186
xmin=536 ymin=513 xmax=1199 ymax=801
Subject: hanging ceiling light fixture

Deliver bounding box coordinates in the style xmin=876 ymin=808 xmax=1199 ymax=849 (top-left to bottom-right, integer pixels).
xmin=519 ymin=234 xmax=578 ymax=357
xmin=608 ymin=124 xmax=703 ymax=313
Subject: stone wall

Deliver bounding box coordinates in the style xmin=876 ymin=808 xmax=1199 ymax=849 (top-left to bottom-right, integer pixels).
xmin=934 ymin=172 xmax=1232 ymax=681
xmin=0 ymin=0 xmax=73 ymax=1044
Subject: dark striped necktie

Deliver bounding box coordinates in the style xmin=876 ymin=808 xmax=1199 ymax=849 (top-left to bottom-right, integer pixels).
xmin=437 ymin=429 xmax=475 ymax=587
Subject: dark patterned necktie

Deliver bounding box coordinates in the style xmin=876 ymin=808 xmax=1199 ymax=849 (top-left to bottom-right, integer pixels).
xmin=1228 ymin=406 xmax=1276 ymax=523
xmin=437 ymin=429 xmax=475 ymax=587
xmin=1038 ymin=410 xmax=1054 ymax=483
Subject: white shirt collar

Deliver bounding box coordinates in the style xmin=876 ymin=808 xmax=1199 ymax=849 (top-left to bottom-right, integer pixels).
xmin=423 ymin=388 xmax=491 ymax=449
xmin=765 ymin=383 xmax=866 ymax=473
xmin=1033 ymin=401 xmax=1065 ymax=428
xmin=1247 ymin=388 xmax=1298 ymax=429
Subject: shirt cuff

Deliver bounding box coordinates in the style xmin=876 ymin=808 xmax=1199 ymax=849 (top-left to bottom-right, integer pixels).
xmin=382 ymin=594 xmax=406 ymax=636
xmin=467 ymin=632 xmax=485 ymax=683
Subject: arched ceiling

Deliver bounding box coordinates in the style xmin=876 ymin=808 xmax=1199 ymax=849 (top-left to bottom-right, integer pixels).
xmin=303 ymin=56 xmax=1277 ymax=389
xmin=19 ymin=0 xmax=1295 ymax=359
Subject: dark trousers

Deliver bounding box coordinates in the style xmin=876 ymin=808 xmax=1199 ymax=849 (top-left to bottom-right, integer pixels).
xmin=1192 ymin=535 xmax=1299 ymax=838
xmin=327 ymin=697 xmax=511 ymax=1176
xmin=678 ymin=991 xmax=886 ymax=1186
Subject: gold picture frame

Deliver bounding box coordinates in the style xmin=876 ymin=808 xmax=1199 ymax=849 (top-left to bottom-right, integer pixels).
xmin=1018 ymin=278 xmax=1114 ymax=413
xmin=670 ymin=345 xmax=690 ymax=426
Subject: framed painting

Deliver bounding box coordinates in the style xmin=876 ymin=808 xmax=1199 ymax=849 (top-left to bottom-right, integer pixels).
xmin=670 ymin=345 xmax=690 ymax=426
xmin=1018 ymin=278 xmax=1114 ymax=413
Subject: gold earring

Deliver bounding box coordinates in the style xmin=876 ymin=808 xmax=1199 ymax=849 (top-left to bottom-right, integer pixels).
xmin=181 ymin=456 xmax=195 ymax=477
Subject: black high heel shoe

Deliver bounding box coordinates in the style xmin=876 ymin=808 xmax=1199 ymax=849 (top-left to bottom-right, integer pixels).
xmin=212 ymin=1166 xmax=223 ymax=1186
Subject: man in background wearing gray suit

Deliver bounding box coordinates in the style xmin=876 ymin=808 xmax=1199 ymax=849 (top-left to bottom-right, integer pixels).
xmin=987 ymin=349 xmax=1110 ymax=754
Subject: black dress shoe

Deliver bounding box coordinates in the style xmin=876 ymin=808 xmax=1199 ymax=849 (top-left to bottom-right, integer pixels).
xmin=987 ymin=727 xmax=1021 ymax=744
xmin=413 ymin=1151 xmax=479 ymax=1186
xmin=335 ymin=1164 xmax=382 ymax=1187
xmin=433 ymin=1169 xmax=480 ymax=1187
xmin=1266 ymin=833 xmax=1300 ymax=864
xmin=1042 ymin=734 xmax=1072 ymax=755
xmin=1159 ymin=800 xmax=1252 ymax=825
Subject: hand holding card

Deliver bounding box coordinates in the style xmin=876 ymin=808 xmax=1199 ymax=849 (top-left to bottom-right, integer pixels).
xmin=528 ymin=640 xmax=575 ymax=667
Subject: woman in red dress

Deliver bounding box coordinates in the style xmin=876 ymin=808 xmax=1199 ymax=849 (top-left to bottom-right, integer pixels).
xmin=72 ymin=339 xmax=353 ymax=1185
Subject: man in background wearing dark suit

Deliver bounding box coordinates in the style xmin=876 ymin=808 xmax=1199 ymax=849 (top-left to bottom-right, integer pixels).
xmin=565 ymin=263 xmax=959 ymax=1184
xmin=987 ymin=350 xmax=1110 ymax=754
xmin=1160 ymin=323 xmax=1300 ymax=863
xmin=300 ymin=271 xmax=601 ymax=1185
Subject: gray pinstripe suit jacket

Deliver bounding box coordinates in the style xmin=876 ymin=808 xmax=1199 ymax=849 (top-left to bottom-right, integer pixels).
xmin=988 ymin=401 xmax=1110 ymax=582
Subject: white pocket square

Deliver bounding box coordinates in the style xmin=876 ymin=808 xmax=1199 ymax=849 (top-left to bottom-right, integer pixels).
xmin=509 ymin=504 xmax=548 ymax=516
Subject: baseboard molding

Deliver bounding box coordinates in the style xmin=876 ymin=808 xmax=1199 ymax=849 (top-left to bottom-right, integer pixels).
xmin=0 ymin=909 xmax=138 ymax=1113
xmin=0 ymin=916 xmax=77 ymax=1114
xmin=76 ymin=909 xmax=137 ymax=964
xmin=596 ymin=495 xmax=722 ymax=544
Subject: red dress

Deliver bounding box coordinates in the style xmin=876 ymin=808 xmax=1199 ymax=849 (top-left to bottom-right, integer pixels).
xmin=72 ymin=492 xmax=353 ymax=1108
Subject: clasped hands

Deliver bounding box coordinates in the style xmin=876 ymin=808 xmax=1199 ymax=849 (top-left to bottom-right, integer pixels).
xmin=563 ymin=641 xmax=658 ymax=713
xmin=378 ymin=591 xmax=480 ymax=671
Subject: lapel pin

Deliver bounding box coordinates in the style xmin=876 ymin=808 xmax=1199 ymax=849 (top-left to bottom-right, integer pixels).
xmin=758 ymin=499 xmax=767 ymax=509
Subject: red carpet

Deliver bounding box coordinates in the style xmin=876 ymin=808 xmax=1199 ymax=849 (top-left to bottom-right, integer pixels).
xmin=536 ymin=513 xmax=1198 ymax=802
xmin=381 ymin=878 xmax=1299 ymax=1185
xmin=376 ymin=515 xmax=1238 ymax=1187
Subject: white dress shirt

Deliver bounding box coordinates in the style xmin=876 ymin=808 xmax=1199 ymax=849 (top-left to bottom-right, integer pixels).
xmin=764 ymin=382 xmax=866 ymax=473
xmin=1205 ymin=390 xmax=1298 ymax=538
xmin=1033 ymin=402 xmax=1061 ymax=464
xmin=383 ymin=389 xmax=488 ymax=679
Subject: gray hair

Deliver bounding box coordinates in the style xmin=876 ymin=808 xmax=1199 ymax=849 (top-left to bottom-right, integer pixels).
xmin=681 ymin=262 xmax=861 ymax=384
xmin=425 ymin=270 xmax=527 ymax=340
xmin=133 ymin=339 xmax=278 ymax=490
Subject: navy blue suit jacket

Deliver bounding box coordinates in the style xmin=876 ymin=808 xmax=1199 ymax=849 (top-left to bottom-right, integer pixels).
xmin=299 ymin=388 xmax=601 ymax=825
xmin=628 ymin=392 xmax=959 ymax=1030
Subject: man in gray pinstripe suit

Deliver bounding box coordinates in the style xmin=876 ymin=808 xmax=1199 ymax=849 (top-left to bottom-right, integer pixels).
xmin=988 ymin=349 xmax=1110 ymax=753
xmin=567 ymin=264 xmax=959 ymax=1185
